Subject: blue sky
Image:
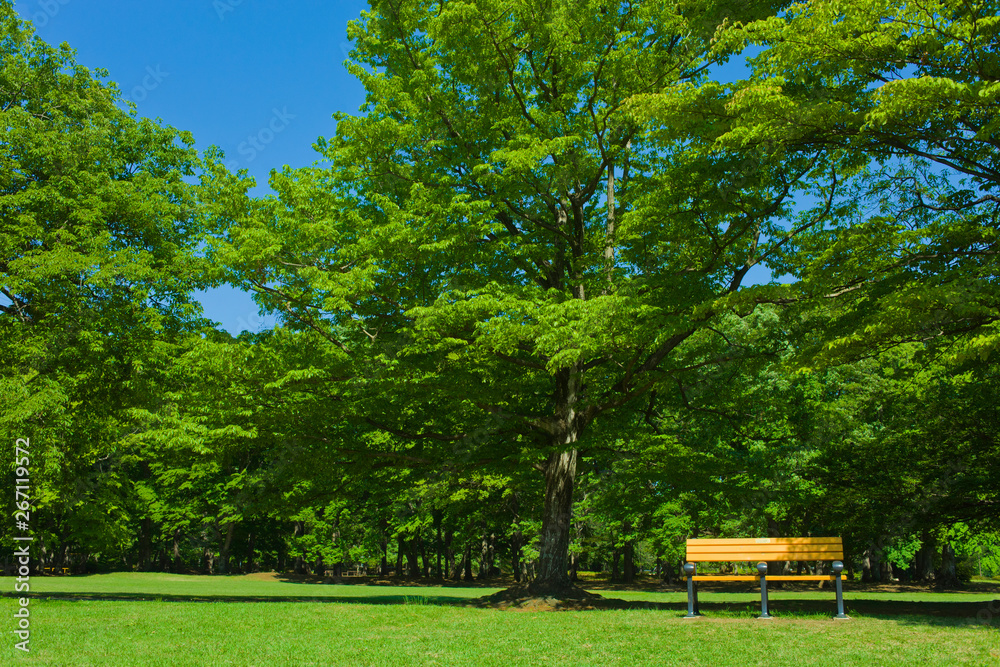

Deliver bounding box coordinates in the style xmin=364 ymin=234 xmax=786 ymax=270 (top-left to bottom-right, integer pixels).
xmin=14 ymin=0 xmax=370 ymax=333
xmin=13 ymin=0 xmax=765 ymax=334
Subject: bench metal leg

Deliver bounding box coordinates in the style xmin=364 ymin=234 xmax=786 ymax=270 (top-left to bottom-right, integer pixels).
xmin=683 ymin=562 xmax=701 ymax=618
xmin=757 ymin=562 xmax=773 ymax=619
xmin=832 ymin=560 xmax=849 ymax=620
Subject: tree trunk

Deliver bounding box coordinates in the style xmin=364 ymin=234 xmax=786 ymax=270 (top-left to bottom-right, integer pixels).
xmin=406 ymin=540 xmax=421 ymax=578
xmin=246 ymin=529 xmax=257 ymax=573
xmin=55 ymin=541 xmax=68 ymax=572
xmin=862 ymin=546 xmax=882 ymax=583
xmin=622 ymin=520 xmax=635 ymax=583
xmin=172 ymin=528 xmax=183 ymax=573
xmin=380 ymin=537 xmax=389 ymax=576
xmin=218 ymin=521 xmax=235 ymax=574
xmin=511 ymin=494 xmax=523 ymax=583
xmin=524 ymin=354 xmax=590 ymax=597
xmin=915 ymin=531 xmax=936 ymax=582
xmin=511 ymin=525 xmax=523 ymax=583
xmin=880 ymin=559 xmax=893 ymax=582
xmin=433 ymin=509 xmax=444 ymax=579
xmin=530 ymin=448 xmax=577 ymax=594
xmin=444 ymin=529 xmax=454 ymax=580
xmin=623 ymin=541 xmax=635 ymax=584
xmin=139 ymin=518 xmax=153 ymax=571
xmin=479 ymin=531 xmax=497 ymax=580
xmin=378 ymin=517 xmax=390 ymax=576
xmin=202 ymin=546 xmax=215 ymax=575
xmin=452 ymin=541 xmax=465 ymax=582
xmin=418 ymin=534 xmax=429 ymax=578
xmin=293 ymin=521 xmax=306 ymax=575
xmin=489 ymin=532 xmax=499 ymax=577
xmin=938 ymin=542 xmax=959 ymax=587
xmin=662 ymin=559 xmax=675 ymax=586
xmin=479 ymin=532 xmax=489 ymax=580
xmin=463 ymin=540 xmax=474 ymax=581
xmin=158 ymin=547 xmax=169 ymax=572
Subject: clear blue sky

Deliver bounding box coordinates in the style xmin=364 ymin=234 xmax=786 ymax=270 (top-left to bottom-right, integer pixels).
xmin=13 ymin=0 xmax=764 ymax=334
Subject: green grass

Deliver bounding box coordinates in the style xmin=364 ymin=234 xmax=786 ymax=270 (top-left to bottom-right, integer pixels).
xmin=17 ymin=572 xmax=999 ymax=604
xmin=2 ymin=598 xmax=997 ymax=666
xmin=16 ymin=572 xmax=502 ymax=603
xmin=2 ymin=574 xmax=997 ymax=665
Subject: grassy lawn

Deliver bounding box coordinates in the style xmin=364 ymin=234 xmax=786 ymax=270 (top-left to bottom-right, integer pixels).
xmin=17 ymin=572 xmax=503 ymax=603
xmin=16 ymin=572 xmax=1000 ymax=604
xmin=2 ymin=574 xmax=997 ymax=665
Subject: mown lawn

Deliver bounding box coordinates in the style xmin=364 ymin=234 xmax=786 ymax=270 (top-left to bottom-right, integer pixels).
xmin=17 ymin=571 xmax=1000 ymax=604
xmin=19 ymin=572 xmax=501 ymax=603
xmin=2 ymin=574 xmax=997 ymax=665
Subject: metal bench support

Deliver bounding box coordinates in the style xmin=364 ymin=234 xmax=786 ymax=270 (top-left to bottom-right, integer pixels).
xmin=757 ymin=562 xmax=773 ymax=619
xmin=683 ymin=562 xmax=701 ymax=618
xmin=832 ymin=560 xmax=849 ymax=620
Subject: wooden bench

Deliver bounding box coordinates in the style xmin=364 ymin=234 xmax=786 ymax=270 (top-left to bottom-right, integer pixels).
xmin=683 ymin=537 xmax=849 ymax=620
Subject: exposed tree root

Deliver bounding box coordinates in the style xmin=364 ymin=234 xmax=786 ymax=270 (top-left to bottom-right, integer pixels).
xmin=476 ymin=583 xmax=616 ymax=610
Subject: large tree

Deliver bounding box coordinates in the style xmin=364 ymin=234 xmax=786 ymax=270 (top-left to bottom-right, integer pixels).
xmin=203 ymin=0 xmax=861 ymax=594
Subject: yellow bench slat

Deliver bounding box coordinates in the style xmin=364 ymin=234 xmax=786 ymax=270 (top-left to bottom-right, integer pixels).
xmin=691 ymin=575 xmax=836 ymax=581
xmin=687 ymin=546 xmax=843 ymax=556
xmin=687 ymin=538 xmax=842 ymax=546
xmin=687 ymin=552 xmax=843 ymax=561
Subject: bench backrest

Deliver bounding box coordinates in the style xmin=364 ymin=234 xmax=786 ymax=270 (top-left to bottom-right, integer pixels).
xmin=686 ymin=537 xmax=843 ymax=562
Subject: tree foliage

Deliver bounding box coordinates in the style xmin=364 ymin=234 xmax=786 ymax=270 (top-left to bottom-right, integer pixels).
xmin=2 ymin=0 xmax=998 ymax=589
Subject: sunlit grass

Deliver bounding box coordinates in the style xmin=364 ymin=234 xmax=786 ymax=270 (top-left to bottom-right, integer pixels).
xmin=2 ymin=597 xmax=996 ymax=666
xmin=14 ymin=572 xmax=501 ymax=603
xmin=14 ymin=572 xmax=998 ymax=605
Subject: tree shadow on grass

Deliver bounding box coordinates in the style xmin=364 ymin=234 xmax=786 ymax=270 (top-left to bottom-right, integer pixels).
xmin=268 ymin=573 xmax=523 ymax=588
xmin=684 ymin=599 xmax=999 ymax=627
xmin=5 ymin=590 xmax=997 ymax=629
xmin=2 ymin=591 xmax=482 ymax=605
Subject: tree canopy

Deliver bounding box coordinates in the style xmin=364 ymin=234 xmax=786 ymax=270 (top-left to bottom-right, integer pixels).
xmin=3 ymin=0 xmax=998 ymax=591
xmin=0 ymin=2 xmax=206 ymax=564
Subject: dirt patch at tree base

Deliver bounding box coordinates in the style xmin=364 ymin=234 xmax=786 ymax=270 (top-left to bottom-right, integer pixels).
xmin=474 ymin=584 xmax=639 ymax=611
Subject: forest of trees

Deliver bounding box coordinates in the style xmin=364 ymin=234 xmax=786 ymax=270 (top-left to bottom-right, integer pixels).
xmin=2 ymin=0 xmax=998 ymax=593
